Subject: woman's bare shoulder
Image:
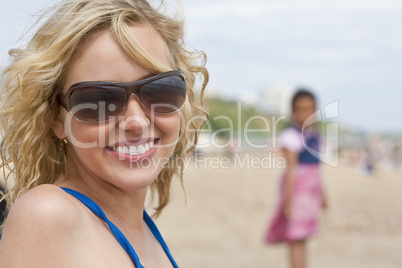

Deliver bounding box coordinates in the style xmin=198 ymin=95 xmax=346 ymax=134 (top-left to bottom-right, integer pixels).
xmin=0 ymin=184 xmax=82 ymax=266
xmin=5 ymin=184 xmax=80 ymax=227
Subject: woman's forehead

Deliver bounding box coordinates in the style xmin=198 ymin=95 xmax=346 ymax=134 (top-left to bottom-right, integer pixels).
xmin=65 ymin=24 xmax=170 ymax=87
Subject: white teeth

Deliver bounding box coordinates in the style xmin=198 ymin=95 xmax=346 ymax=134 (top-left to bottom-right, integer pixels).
xmin=114 ymin=141 xmax=155 ymax=156
xmin=137 ymin=145 xmax=145 ymax=155
xmin=129 ymin=147 xmax=138 ymax=155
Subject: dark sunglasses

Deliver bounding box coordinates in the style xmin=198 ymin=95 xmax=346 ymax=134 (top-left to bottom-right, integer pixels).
xmin=58 ymin=70 xmax=186 ymax=123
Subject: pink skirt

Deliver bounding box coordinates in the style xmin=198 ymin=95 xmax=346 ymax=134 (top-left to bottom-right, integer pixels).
xmin=265 ymin=164 xmax=323 ymax=243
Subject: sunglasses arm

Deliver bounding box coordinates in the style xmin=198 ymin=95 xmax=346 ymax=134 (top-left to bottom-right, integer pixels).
xmin=56 ymin=94 xmax=68 ymax=110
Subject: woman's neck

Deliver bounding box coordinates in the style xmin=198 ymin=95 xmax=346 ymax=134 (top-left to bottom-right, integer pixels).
xmin=55 ymin=161 xmax=148 ymax=231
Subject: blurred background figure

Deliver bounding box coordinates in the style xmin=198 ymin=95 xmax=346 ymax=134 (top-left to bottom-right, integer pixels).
xmin=265 ymin=89 xmax=328 ymax=268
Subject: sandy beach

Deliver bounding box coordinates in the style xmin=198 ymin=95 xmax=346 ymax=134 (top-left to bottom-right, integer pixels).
xmin=154 ymin=158 xmax=402 ymax=268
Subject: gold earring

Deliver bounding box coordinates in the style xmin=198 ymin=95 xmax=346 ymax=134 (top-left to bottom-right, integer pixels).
xmin=60 ymin=139 xmax=67 ymax=174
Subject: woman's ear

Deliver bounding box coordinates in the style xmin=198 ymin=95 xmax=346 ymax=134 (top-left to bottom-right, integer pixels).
xmin=50 ymin=113 xmax=67 ymax=139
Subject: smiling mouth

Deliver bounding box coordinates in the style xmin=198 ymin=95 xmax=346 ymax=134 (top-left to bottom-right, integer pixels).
xmin=109 ymin=140 xmax=157 ymax=156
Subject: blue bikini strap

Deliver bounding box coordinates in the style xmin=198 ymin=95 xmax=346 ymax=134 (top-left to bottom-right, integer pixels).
xmin=142 ymin=211 xmax=178 ymax=267
xmin=60 ymin=187 xmax=178 ymax=268
xmin=61 ymin=187 xmax=143 ymax=267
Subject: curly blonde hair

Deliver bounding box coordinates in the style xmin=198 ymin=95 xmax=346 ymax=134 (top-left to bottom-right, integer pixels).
xmin=0 ymin=0 xmax=208 ymax=218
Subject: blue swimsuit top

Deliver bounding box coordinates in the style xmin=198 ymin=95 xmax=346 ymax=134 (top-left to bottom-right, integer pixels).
xmin=291 ymin=126 xmax=321 ymax=165
xmin=60 ymin=187 xmax=179 ymax=268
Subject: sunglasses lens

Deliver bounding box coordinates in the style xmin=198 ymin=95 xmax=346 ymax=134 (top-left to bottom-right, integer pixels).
xmin=65 ymin=72 xmax=186 ymax=122
xmin=140 ymin=75 xmax=186 ymax=113
xmin=69 ymin=86 xmax=126 ymax=122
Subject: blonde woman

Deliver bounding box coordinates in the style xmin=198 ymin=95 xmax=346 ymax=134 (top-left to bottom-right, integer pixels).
xmin=0 ymin=0 xmax=208 ymax=267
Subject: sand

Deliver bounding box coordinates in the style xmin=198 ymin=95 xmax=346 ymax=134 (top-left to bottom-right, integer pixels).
xmin=154 ymin=160 xmax=402 ymax=268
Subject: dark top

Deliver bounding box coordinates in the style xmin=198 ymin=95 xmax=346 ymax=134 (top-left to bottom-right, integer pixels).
xmin=292 ymin=126 xmax=321 ymax=165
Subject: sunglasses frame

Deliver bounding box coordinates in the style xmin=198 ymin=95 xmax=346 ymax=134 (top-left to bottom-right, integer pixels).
xmin=58 ymin=70 xmax=186 ymax=123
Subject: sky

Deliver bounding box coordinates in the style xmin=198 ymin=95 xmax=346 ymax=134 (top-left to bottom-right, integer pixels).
xmin=1 ymin=0 xmax=402 ymax=133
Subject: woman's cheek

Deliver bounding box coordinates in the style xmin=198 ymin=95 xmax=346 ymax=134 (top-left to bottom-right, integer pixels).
xmin=156 ymin=115 xmax=180 ymax=140
xmin=67 ymin=122 xmax=104 ymax=149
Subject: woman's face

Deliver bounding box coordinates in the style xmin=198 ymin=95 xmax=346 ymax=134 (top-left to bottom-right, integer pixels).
xmin=292 ymin=97 xmax=316 ymax=127
xmin=53 ymin=24 xmax=180 ymax=191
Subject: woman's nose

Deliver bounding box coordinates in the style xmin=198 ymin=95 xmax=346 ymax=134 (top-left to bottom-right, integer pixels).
xmin=118 ymin=95 xmax=150 ymax=133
